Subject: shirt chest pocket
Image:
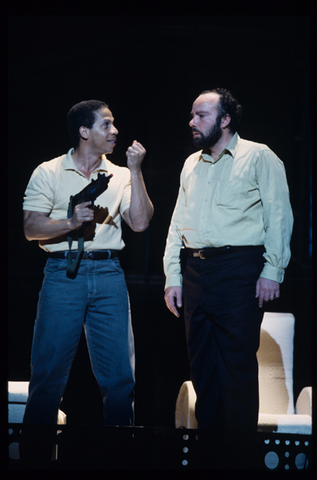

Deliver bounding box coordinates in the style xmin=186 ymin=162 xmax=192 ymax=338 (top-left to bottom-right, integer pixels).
xmin=213 ymin=179 xmax=244 ymax=207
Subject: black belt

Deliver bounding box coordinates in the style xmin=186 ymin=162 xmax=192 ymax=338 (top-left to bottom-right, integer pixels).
xmin=49 ymin=250 xmax=119 ymax=260
xmin=187 ymin=245 xmax=264 ymax=259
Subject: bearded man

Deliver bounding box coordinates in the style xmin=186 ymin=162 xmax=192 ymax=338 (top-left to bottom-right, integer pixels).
xmin=163 ymin=89 xmax=293 ymax=451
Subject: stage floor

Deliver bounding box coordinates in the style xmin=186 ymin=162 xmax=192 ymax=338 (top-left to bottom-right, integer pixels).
xmin=8 ymin=424 xmax=311 ymax=472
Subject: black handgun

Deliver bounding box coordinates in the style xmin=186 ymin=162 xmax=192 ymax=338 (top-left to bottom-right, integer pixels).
xmin=68 ymin=173 xmax=113 ymax=224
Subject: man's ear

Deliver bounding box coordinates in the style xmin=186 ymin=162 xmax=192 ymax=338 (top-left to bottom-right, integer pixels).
xmin=79 ymin=126 xmax=89 ymax=141
xmin=221 ymin=114 xmax=231 ymax=129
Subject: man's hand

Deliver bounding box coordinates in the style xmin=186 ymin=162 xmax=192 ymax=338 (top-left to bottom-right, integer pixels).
xmin=255 ymin=277 xmax=280 ymax=308
xmin=126 ymin=141 xmax=146 ymax=171
xmin=70 ymin=201 xmax=94 ymax=229
xmin=164 ymin=286 xmax=183 ymax=317
xmin=122 ymin=140 xmax=153 ymax=232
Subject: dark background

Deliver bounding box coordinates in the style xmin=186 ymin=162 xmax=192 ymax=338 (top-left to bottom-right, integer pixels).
xmin=8 ymin=15 xmax=311 ymax=428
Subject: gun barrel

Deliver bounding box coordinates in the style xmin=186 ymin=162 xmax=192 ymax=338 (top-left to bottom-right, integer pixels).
xmin=72 ymin=173 xmax=113 ymax=207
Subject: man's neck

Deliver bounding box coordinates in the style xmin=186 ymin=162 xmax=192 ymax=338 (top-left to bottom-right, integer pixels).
xmin=71 ymin=147 xmax=102 ymax=179
xmin=209 ymin=132 xmax=234 ymax=161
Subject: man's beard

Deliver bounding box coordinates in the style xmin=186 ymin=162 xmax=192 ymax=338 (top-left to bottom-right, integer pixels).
xmin=192 ymin=114 xmax=222 ymax=148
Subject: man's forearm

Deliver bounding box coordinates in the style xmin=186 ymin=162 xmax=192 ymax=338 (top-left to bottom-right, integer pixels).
xmin=23 ymin=212 xmax=74 ymax=241
xmin=127 ymin=170 xmax=154 ymax=231
xmin=23 ymin=201 xmax=94 ymax=241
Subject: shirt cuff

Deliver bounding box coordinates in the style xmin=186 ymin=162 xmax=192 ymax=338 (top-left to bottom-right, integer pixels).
xmin=164 ymin=274 xmax=183 ymax=291
xmin=260 ymin=263 xmax=285 ymax=283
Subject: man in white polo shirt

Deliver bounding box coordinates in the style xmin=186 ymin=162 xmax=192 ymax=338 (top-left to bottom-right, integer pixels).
xmin=20 ymin=100 xmax=154 ymax=462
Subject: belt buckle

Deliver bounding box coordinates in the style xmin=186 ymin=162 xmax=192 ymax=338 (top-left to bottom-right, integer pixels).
xmin=198 ymin=250 xmax=206 ymax=260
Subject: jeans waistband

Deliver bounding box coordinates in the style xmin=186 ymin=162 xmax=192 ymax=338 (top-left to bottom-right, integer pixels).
xmin=48 ymin=250 xmax=119 ymax=260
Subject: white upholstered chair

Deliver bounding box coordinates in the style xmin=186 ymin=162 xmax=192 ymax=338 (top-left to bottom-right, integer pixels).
xmin=175 ymin=312 xmax=312 ymax=435
xmin=8 ymin=381 xmax=66 ymax=460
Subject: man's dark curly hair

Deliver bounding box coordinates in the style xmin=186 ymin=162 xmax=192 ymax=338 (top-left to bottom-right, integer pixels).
xmin=67 ymin=100 xmax=108 ymax=149
xmin=201 ymin=88 xmax=242 ymax=134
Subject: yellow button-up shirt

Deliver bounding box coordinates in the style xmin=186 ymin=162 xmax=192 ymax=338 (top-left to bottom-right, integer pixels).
xmin=163 ymin=133 xmax=293 ymax=288
xmin=23 ymin=149 xmax=131 ymax=252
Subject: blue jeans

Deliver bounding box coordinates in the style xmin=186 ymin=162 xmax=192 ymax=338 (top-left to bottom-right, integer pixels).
xmin=23 ymin=256 xmax=135 ymax=426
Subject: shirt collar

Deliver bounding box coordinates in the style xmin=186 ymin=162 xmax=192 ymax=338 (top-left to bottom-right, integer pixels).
xmin=200 ymin=132 xmax=239 ymax=164
xmin=62 ymin=148 xmax=109 ymax=174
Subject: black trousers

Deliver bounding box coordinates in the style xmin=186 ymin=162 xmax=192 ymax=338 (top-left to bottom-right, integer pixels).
xmin=183 ymin=246 xmax=265 ymax=438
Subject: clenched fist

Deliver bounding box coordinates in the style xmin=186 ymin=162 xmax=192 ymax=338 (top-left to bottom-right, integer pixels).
xmin=126 ymin=141 xmax=146 ymax=172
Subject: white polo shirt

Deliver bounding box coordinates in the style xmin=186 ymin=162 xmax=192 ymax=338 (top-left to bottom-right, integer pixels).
xmin=23 ymin=149 xmax=131 ymax=252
